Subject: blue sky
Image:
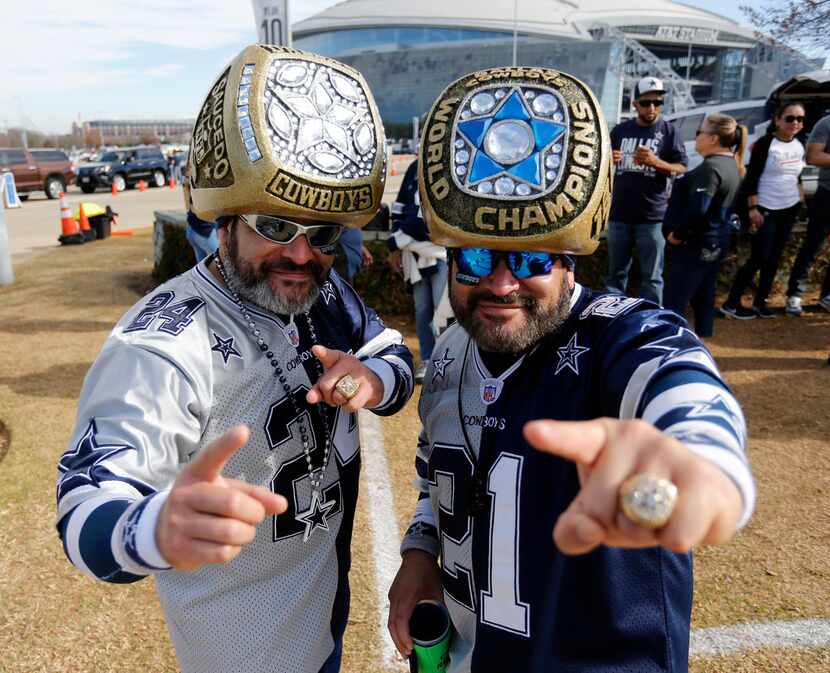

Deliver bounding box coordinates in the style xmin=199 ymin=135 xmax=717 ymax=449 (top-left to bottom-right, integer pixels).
xmin=0 ymin=0 xmax=816 ymax=134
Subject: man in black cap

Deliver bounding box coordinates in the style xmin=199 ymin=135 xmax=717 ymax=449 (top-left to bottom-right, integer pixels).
xmin=606 ymin=76 xmax=688 ymax=305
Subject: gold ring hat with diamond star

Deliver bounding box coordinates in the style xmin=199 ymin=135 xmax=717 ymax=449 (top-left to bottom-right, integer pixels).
xmin=188 ymin=44 xmax=386 ymax=228
xmin=418 ymin=67 xmax=612 ymax=254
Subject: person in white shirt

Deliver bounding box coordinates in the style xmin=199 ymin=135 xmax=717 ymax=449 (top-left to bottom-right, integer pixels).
xmin=720 ymin=102 xmax=807 ymax=319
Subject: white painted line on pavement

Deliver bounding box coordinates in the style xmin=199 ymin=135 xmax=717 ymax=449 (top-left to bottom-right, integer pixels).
xmin=691 ymin=618 xmax=830 ymax=657
xmin=358 ymin=410 xmax=409 ymax=672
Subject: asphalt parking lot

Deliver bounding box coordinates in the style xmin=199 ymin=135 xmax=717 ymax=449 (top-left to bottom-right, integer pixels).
xmin=2 ymin=157 xmax=413 ymax=265
xmin=2 ymin=184 xmax=185 ymax=263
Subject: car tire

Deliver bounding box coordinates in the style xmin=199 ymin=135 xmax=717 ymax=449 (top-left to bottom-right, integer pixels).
xmin=152 ymin=170 xmax=166 ymax=188
xmin=113 ymin=174 xmax=127 ymax=192
xmin=45 ymin=176 xmax=65 ymax=200
xmin=80 ymin=184 xmax=96 ymax=194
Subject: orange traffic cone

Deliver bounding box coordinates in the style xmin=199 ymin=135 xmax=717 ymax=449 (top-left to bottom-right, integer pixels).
xmin=78 ymin=203 xmax=96 ymax=241
xmin=58 ymin=193 xmax=84 ymax=245
xmin=138 ymin=179 xmax=146 ymax=192
xmin=111 ymin=182 xmax=118 ymax=196
xmin=168 ymin=175 xmax=176 ymax=189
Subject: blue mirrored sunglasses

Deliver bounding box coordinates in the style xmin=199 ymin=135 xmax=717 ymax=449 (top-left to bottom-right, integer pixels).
xmin=453 ymin=248 xmax=565 ymax=284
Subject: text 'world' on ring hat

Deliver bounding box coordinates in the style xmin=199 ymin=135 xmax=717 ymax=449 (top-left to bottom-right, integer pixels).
xmin=418 ymin=66 xmax=612 ymax=255
xmin=187 ymin=44 xmax=386 ymax=228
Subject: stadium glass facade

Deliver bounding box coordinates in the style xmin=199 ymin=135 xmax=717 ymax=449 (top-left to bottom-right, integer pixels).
xmin=294 ymin=25 xmax=817 ymax=130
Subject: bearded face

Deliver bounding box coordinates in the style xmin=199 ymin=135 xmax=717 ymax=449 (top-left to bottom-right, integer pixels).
xmin=449 ymin=264 xmax=572 ymax=353
xmin=219 ymin=219 xmax=332 ymax=315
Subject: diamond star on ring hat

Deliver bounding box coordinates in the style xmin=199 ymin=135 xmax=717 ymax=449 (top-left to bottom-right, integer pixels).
xmin=187 ymin=44 xmax=386 ymax=229
xmin=417 ymin=66 xmax=613 ymax=255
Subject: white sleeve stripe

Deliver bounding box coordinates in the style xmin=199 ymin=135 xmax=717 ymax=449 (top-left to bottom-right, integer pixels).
xmin=414 ymin=494 xmax=436 ymax=527
xmin=363 ymin=358 xmax=396 ymax=410
xmin=662 ymin=420 xmax=744 ymax=456
xmin=57 ymin=480 xmax=147 ymax=520
xmin=382 ymin=354 xmax=414 ymax=396
xmin=620 ymin=350 xmax=720 ymax=420
xmin=391 ymin=201 xmax=404 ymax=214
xmin=112 ymin=491 xmax=171 ymax=574
xmin=642 ymin=382 xmax=744 ymax=427
xmin=65 ymin=495 xmax=129 ymax=580
xmin=354 ymin=327 xmax=404 ymax=359
xmin=682 ymin=443 xmax=756 ymax=529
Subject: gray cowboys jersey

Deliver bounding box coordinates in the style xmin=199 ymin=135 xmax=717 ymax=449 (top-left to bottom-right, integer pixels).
xmin=56 ymin=259 xmax=413 ymax=673
xmin=401 ymin=285 xmax=754 ymax=673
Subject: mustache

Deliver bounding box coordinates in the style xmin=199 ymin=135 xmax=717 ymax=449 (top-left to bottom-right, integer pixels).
xmin=261 ymin=258 xmax=326 ymax=281
xmin=469 ymin=291 xmax=537 ymax=308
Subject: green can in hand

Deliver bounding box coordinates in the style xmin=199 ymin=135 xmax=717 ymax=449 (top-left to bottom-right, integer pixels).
xmin=409 ymin=601 xmax=452 ymax=673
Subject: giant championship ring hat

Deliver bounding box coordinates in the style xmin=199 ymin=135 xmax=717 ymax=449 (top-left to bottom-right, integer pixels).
xmin=188 ymin=44 xmax=386 ymax=228
xmin=419 ymin=67 xmax=612 ymax=254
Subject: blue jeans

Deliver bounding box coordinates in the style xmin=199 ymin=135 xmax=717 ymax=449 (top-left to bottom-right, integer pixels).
xmin=413 ymin=260 xmax=448 ymax=361
xmin=605 ymin=219 xmax=666 ymax=305
xmin=186 ymin=225 xmax=219 ymax=264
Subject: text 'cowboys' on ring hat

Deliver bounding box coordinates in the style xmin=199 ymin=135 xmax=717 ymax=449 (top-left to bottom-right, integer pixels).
xmin=418 ymin=66 xmax=612 ymax=255
xmin=187 ymin=44 xmax=386 ymax=228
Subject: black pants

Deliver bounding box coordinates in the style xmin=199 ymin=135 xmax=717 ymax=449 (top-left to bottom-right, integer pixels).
xmin=786 ymin=187 xmax=830 ymax=299
xmin=664 ymin=245 xmax=720 ymax=338
xmin=726 ymin=202 xmax=801 ymax=307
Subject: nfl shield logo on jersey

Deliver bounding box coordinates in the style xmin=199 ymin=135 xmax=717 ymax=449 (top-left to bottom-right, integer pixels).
xmin=480 ymin=378 xmax=503 ymax=405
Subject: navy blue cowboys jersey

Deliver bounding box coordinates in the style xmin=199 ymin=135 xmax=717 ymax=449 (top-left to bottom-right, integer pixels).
xmin=401 ymin=284 xmax=753 ymax=673
xmin=56 ymin=259 xmax=413 ymax=673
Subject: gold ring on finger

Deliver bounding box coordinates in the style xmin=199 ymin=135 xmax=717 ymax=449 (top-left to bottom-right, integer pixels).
xmin=619 ymin=473 xmax=678 ymax=530
xmin=334 ymin=374 xmax=360 ymax=400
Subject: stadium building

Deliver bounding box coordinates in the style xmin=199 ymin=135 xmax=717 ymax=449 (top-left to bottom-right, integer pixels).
xmin=293 ymin=0 xmax=819 ymax=129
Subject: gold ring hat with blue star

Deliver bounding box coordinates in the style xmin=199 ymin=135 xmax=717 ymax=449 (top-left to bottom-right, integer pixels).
xmin=188 ymin=44 xmax=386 ymax=229
xmin=419 ymin=67 xmax=613 ymax=255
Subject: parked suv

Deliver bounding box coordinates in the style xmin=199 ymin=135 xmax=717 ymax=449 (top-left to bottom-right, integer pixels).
xmin=0 ymin=147 xmax=75 ymax=200
xmin=76 ymin=145 xmax=169 ymax=193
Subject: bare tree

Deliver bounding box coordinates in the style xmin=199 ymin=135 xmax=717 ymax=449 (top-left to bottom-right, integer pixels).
xmin=742 ymin=0 xmax=830 ymax=54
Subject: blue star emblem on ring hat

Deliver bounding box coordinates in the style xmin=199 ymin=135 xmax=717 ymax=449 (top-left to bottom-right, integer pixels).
xmin=455 ymin=87 xmax=567 ymax=195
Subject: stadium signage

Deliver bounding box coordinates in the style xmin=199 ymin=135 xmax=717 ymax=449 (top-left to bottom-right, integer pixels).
xmin=655 ymin=26 xmax=719 ymax=44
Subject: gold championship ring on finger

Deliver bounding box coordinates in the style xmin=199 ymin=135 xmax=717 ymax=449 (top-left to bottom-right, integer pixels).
xmin=335 ymin=374 xmax=360 ymax=400
xmin=619 ymin=474 xmax=678 ymax=530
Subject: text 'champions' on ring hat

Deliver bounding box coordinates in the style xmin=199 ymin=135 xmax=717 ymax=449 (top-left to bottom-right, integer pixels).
xmin=187 ymin=44 xmax=387 ymax=228
xmin=418 ymin=67 xmax=612 ymax=255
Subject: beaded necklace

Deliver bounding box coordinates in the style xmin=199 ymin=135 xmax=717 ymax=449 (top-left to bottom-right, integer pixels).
xmin=215 ymin=254 xmax=334 ymax=541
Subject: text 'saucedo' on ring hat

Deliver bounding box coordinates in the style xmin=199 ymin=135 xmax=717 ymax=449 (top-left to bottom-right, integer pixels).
xmin=187 ymin=44 xmax=387 ymax=228
xmin=418 ymin=66 xmax=612 ymax=255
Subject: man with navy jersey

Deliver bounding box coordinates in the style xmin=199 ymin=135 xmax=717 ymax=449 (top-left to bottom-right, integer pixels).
xmin=55 ymin=46 xmax=413 ymax=673
xmin=388 ymin=67 xmax=752 ymax=673
xmin=606 ymin=77 xmax=688 ymax=304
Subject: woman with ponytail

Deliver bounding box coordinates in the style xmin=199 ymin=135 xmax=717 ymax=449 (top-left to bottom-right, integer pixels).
xmin=663 ymin=113 xmax=747 ymax=337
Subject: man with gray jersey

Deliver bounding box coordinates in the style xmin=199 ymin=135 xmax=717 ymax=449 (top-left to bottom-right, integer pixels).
xmin=55 ymin=45 xmax=413 ymax=673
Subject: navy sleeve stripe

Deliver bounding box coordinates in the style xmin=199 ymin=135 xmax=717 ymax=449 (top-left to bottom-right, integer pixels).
xmin=79 ymin=499 xmax=145 ymax=582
